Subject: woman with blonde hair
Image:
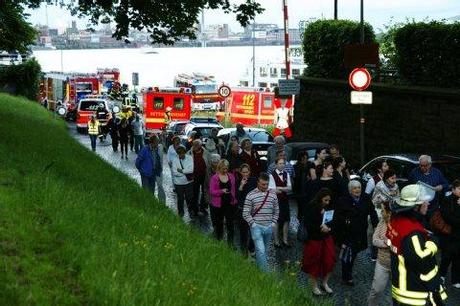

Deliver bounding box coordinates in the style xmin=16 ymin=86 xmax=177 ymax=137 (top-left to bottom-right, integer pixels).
xmin=209 ymin=159 xmax=237 ymax=244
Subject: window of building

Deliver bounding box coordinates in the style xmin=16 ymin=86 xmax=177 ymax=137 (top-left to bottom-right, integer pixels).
xmin=270 ymin=68 xmax=278 ymax=77
xmin=173 ymin=97 xmax=184 ymax=110
xmin=240 ymin=81 xmax=249 ymax=87
xmin=292 ymin=68 xmax=301 ymax=77
xmin=259 ymin=67 xmax=268 ymax=77
xmin=281 ymin=68 xmax=287 ymax=78
xmin=153 ymin=97 xmax=164 ymax=109
xmin=258 ymin=82 xmax=267 ymax=88
xmin=270 ymin=83 xmax=278 ymax=88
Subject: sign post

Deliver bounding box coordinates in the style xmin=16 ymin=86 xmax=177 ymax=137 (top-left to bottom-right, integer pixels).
xmin=349 ymin=68 xmax=371 ymax=166
xmin=278 ymin=79 xmax=300 ymax=96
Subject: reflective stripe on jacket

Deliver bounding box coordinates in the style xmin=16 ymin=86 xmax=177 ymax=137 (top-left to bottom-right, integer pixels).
xmin=88 ymin=120 xmax=100 ymax=135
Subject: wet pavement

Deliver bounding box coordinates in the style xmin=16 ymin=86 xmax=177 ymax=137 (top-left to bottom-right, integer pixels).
xmin=68 ymin=122 xmax=460 ymax=306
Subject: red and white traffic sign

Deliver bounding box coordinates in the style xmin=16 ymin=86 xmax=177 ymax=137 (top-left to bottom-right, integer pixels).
xmin=349 ymin=68 xmax=371 ymax=91
xmin=218 ymin=85 xmax=231 ymax=98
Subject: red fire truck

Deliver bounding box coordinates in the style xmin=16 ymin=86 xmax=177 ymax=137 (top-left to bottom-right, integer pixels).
xmin=40 ymin=72 xmax=101 ymax=119
xmin=216 ymin=87 xmax=293 ymax=126
xmin=142 ymin=87 xmax=192 ymax=135
xmin=97 ymin=68 xmax=120 ymax=93
xmin=173 ymin=73 xmax=223 ymax=111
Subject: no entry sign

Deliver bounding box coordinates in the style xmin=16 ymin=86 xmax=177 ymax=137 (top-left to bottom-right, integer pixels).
xmin=349 ymin=68 xmax=371 ymax=91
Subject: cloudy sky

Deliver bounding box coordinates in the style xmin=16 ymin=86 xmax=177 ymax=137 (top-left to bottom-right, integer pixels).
xmin=27 ymin=0 xmax=459 ymax=33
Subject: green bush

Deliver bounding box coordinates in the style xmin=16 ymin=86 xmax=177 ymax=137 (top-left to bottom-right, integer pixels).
xmin=0 ymin=59 xmax=41 ymax=100
xmin=393 ymin=21 xmax=460 ymax=88
xmin=302 ymin=19 xmax=376 ymax=79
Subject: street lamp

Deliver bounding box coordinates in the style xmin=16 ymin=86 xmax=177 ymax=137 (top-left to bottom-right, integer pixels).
xmin=334 ymin=0 xmax=338 ymax=20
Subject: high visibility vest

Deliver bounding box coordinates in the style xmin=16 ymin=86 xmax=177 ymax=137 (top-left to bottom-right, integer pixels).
xmin=88 ymin=120 xmax=100 ymax=135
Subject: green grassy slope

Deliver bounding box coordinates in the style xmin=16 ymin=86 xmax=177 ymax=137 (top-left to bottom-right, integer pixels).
xmin=0 ymin=93 xmax=325 ymax=305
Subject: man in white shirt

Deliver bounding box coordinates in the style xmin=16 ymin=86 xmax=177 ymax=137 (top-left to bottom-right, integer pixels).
xmin=171 ymin=145 xmax=195 ymax=218
xmin=268 ymin=157 xmax=292 ymax=248
xmin=167 ymin=136 xmax=181 ymax=187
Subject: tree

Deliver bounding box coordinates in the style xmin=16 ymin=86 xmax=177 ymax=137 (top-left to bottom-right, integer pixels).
xmin=302 ymin=19 xmax=376 ymax=79
xmin=20 ymin=0 xmax=264 ymax=44
xmin=0 ymin=2 xmax=37 ymax=53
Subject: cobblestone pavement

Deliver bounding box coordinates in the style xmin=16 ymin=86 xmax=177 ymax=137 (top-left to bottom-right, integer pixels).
xmin=68 ymin=123 xmax=460 ymax=306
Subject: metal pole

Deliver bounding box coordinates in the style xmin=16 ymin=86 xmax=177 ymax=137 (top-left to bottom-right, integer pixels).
xmin=283 ymin=0 xmax=290 ymax=79
xmin=252 ymin=21 xmax=256 ymax=87
xmin=334 ymin=0 xmax=338 ymax=20
xmin=359 ymin=0 xmax=365 ymax=166
xmin=60 ymin=49 xmax=64 ymax=73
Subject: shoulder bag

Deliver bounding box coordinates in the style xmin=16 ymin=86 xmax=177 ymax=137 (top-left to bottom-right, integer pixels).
xmin=251 ymin=191 xmax=271 ymax=217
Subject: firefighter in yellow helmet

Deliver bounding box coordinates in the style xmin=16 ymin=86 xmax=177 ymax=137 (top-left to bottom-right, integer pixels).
xmin=387 ymin=183 xmax=447 ymax=305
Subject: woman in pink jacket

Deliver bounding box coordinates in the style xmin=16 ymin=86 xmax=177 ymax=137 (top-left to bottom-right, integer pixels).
xmin=209 ymin=159 xmax=237 ymax=244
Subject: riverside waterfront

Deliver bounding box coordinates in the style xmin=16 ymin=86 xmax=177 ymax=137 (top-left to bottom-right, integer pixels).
xmin=33 ymin=45 xmax=297 ymax=88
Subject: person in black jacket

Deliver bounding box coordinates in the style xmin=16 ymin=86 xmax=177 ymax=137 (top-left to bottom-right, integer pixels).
xmin=236 ymin=163 xmax=257 ymax=255
xmin=107 ymin=113 xmax=119 ymax=152
xmin=293 ymin=151 xmax=312 ymax=220
xmin=301 ymin=188 xmax=336 ymax=295
xmin=439 ymin=179 xmax=460 ymax=288
xmin=334 ymin=180 xmax=378 ymax=285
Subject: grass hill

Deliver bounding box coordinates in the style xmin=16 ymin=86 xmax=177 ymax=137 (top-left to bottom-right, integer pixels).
xmin=0 ymin=93 xmax=323 ymax=305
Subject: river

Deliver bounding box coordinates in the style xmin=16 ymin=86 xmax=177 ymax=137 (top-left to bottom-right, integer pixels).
xmin=33 ymin=45 xmax=296 ymax=88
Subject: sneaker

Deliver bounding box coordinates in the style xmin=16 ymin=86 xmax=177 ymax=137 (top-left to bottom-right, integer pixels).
xmin=440 ymin=276 xmax=445 ymax=283
xmin=371 ymin=258 xmax=377 ymax=262
xmin=125 ymin=156 xmax=128 ymax=160
xmin=453 ymin=283 xmax=460 ymax=288
xmin=197 ymin=211 xmax=205 ymax=217
xmin=322 ymin=283 xmax=333 ymax=294
xmin=312 ymin=287 xmax=324 ymax=296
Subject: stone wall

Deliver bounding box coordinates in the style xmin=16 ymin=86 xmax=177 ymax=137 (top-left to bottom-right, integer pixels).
xmin=292 ymin=77 xmax=460 ymax=167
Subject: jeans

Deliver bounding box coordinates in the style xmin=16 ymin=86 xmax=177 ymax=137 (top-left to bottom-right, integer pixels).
xmin=89 ymin=134 xmax=97 ymax=151
xmin=134 ymin=135 xmax=144 ymax=153
xmin=141 ymin=175 xmax=156 ymax=195
xmin=175 ymin=183 xmax=194 ymax=217
xmin=250 ymin=224 xmax=273 ymax=272
xmin=368 ymin=261 xmax=390 ymax=306
xmin=120 ymin=140 xmax=128 ymax=156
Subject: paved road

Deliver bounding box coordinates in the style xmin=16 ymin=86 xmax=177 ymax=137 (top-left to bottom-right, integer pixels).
xmin=68 ymin=123 xmax=460 ymax=306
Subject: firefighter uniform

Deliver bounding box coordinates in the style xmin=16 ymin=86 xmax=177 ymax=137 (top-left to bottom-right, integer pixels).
xmin=387 ymin=184 xmax=447 ymax=306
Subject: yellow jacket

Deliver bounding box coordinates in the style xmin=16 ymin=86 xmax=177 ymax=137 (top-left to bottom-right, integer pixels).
xmin=88 ymin=120 xmax=100 ymax=135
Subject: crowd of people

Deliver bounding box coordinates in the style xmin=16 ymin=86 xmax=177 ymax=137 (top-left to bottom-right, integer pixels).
xmin=128 ymin=122 xmax=458 ymax=306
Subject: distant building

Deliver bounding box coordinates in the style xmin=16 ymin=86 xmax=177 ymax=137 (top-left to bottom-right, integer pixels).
xmin=48 ymin=28 xmax=59 ymax=37
xmin=243 ymin=23 xmax=278 ymax=40
xmin=218 ymin=24 xmax=229 ymax=39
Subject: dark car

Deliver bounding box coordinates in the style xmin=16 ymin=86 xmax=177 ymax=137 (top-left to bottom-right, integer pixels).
xmin=354 ymin=154 xmax=460 ymax=190
xmin=162 ymin=120 xmax=188 ymax=148
xmin=180 ymin=119 xmax=224 ymax=147
xmin=286 ymin=142 xmax=330 ymax=166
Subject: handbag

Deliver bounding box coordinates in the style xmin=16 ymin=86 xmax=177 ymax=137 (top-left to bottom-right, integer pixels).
xmin=429 ymin=210 xmax=451 ymax=235
xmin=297 ymin=218 xmax=308 ymax=242
xmin=179 ymin=159 xmax=194 ymax=181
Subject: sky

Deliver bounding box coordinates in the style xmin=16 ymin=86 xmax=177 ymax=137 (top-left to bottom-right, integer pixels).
xmin=27 ymin=0 xmax=460 ymax=34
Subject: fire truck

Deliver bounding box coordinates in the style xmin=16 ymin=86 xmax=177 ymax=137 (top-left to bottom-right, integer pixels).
xmin=173 ymin=73 xmax=223 ymax=111
xmin=97 ymin=68 xmax=120 ymax=93
xmin=216 ymin=87 xmax=294 ymax=126
xmin=142 ymin=87 xmax=192 ymax=136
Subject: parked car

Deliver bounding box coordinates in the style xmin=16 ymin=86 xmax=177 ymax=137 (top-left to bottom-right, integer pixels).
xmin=180 ymin=118 xmax=223 ymax=146
xmin=162 ymin=120 xmax=189 ymax=148
xmin=217 ymin=127 xmax=274 ymax=169
xmin=353 ymin=154 xmax=460 ymax=190
xmin=286 ymin=142 xmax=330 ymax=165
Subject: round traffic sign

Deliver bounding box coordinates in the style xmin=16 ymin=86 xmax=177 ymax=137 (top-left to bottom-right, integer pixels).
xmin=218 ymin=85 xmax=231 ymax=98
xmin=349 ymin=68 xmax=371 ymax=91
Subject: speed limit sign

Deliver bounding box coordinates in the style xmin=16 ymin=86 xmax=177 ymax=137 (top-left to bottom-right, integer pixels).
xmin=218 ymin=85 xmax=231 ymax=98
